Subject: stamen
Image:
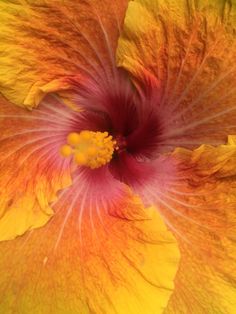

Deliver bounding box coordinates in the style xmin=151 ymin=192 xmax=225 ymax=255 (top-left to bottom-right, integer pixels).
xmin=60 ymin=144 xmax=73 ymax=157
xmin=60 ymin=131 xmax=117 ymax=169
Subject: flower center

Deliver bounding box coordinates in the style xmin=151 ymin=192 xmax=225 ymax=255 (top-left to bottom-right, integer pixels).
xmin=114 ymin=134 xmax=127 ymax=153
xmin=60 ymin=131 xmax=117 ymax=169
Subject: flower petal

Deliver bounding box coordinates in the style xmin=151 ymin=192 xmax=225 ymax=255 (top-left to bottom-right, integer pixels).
xmin=157 ymin=136 xmax=236 ymax=313
xmin=0 ymin=0 xmax=128 ymax=108
xmin=0 ymin=179 xmax=180 ymax=314
xmin=0 ymin=96 xmax=73 ymax=240
xmin=117 ymin=0 xmax=236 ymax=145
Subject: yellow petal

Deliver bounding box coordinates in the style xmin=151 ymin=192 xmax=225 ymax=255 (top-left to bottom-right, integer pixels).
xmin=117 ymin=0 xmax=236 ymax=144
xmin=159 ymin=137 xmax=236 ymax=313
xmin=0 ymin=96 xmax=72 ymax=240
xmin=0 ymin=184 xmax=180 ymax=314
xmin=0 ymin=0 xmax=128 ymax=108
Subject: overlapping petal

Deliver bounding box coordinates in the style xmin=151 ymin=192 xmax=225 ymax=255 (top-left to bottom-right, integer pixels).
xmin=0 ymin=95 xmax=74 ymax=240
xmin=1 ymin=0 xmax=236 ymax=313
xmin=0 ymin=177 xmax=180 ymax=314
xmin=0 ymin=0 xmax=128 ymax=108
xmin=117 ymin=0 xmax=236 ymax=145
xmin=117 ymin=4 xmax=236 ymax=308
xmin=0 ymin=91 xmax=181 ymax=312
xmin=155 ymin=136 xmax=236 ymax=313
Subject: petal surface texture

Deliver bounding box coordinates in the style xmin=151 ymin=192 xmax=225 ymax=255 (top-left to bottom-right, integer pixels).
xmin=0 ymin=183 xmax=180 ymax=314
xmin=159 ymin=136 xmax=236 ymax=314
xmin=1 ymin=0 xmax=236 ymax=313
xmin=117 ymin=0 xmax=236 ymax=145
xmin=0 ymin=96 xmax=73 ymax=240
xmin=0 ymin=0 xmax=128 ymax=108
xmin=117 ymin=2 xmax=236 ymax=312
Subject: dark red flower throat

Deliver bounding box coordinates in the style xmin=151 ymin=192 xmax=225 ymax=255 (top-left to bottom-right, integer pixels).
xmin=70 ymin=74 xmax=166 ymax=185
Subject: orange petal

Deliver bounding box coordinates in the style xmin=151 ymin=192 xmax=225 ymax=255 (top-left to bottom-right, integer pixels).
xmin=0 ymin=182 xmax=180 ymax=313
xmin=0 ymin=0 xmax=128 ymax=108
xmin=117 ymin=0 xmax=236 ymax=144
xmin=0 ymin=96 xmax=73 ymax=240
xmin=158 ymin=136 xmax=236 ymax=313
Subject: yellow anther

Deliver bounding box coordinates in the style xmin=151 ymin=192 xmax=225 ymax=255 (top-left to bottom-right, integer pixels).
xmin=60 ymin=144 xmax=73 ymax=157
xmin=67 ymin=132 xmax=80 ymax=146
xmin=60 ymin=130 xmax=118 ymax=169
xmin=87 ymin=146 xmax=97 ymax=156
xmin=75 ymin=152 xmax=87 ymax=165
xmin=81 ymin=130 xmax=91 ymax=140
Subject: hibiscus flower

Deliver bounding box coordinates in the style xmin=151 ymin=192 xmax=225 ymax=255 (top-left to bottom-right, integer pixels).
xmin=0 ymin=0 xmax=236 ymax=313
